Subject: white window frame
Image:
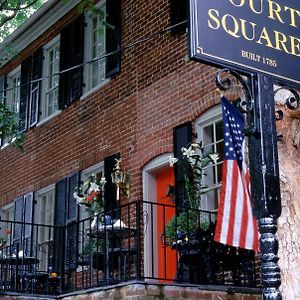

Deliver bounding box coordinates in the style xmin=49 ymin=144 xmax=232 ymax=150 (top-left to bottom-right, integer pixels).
xmin=34 ymin=185 xmax=55 ymax=241
xmin=0 ymin=203 xmax=14 ymax=245
xmin=34 ymin=185 xmax=55 ymax=272
xmin=39 ymin=35 xmax=61 ymax=124
xmin=83 ymin=0 xmax=108 ymax=95
xmin=6 ymin=66 xmax=21 ymax=114
xmin=80 ymin=161 xmax=105 ymax=219
xmin=196 ymin=105 xmax=223 ymax=212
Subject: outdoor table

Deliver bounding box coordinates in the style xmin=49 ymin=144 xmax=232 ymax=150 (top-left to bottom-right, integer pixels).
xmin=87 ymin=219 xmax=136 ymax=281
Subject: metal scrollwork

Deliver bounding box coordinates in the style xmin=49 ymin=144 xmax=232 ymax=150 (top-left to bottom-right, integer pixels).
xmin=215 ymin=69 xmax=256 ymax=134
xmin=274 ymin=86 xmax=300 ymax=111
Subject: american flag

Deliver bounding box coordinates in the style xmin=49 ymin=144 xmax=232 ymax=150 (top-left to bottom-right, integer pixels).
xmin=214 ymin=97 xmax=259 ymax=251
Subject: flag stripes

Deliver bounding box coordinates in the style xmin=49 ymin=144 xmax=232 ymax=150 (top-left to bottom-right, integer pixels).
xmin=214 ymin=97 xmax=259 ymax=251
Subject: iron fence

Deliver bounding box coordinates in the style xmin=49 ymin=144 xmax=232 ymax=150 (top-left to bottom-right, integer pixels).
xmin=0 ymin=201 xmax=260 ymax=296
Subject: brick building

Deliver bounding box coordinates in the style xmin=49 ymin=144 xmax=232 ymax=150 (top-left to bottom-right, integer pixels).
xmin=0 ymin=0 xmax=264 ymax=299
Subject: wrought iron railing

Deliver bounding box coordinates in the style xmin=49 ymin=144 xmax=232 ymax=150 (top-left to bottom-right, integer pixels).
xmin=0 ymin=201 xmax=260 ymax=296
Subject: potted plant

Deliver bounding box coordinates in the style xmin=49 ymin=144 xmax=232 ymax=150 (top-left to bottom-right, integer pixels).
xmin=162 ymin=142 xmax=219 ymax=248
xmin=163 ymin=142 xmax=219 ymax=283
xmin=165 ymin=142 xmax=219 ymax=246
xmin=163 ymin=210 xmax=211 ymax=250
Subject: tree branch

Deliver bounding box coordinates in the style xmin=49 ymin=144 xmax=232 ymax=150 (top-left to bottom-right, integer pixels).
xmin=0 ymin=0 xmax=40 ymax=28
xmin=2 ymin=0 xmax=40 ymax=12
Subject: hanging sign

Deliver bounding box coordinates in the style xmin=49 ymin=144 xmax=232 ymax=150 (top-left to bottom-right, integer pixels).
xmin=189 ymin=0 xmax=300 ymax=85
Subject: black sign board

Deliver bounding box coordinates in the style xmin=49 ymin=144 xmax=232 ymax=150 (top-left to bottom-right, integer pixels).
xmin=189 ymin=0 xmax=300 ymax=85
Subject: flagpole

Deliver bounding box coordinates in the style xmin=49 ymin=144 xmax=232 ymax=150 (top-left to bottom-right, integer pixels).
xmin=216 ymin=71 xmax=282 ymax=300
xmin=248 ymin=75 xmax=282 ymax=300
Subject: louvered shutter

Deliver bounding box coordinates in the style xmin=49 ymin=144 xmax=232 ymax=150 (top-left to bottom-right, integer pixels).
xmin=70 ymin=15 xmax=84 ymax=102
xmin=52 ymin=178 xmax=67 ymax=273
xmin=58 ymin=21 xmax=70 ymax=109
xmin=105 ymin=0 xmax=121 ymax=78
xmin=24 ymin=193 xmax=33 ymax=239
xmin=19 ymin=56 xmax=32 ymax=131
xmin=23 ymin=192 xmax=34 ymax=255
xmin=0 ymin=76 xmax=6 ymax=146
xmin=0 ymin=75 xmax=6 ymax=103
xmin=104 ymin=153 xmax=120 ymax=218
xmin=13 ymin=197 xmax=24 ymax=243
xmin=58 ymin=15 xmax=84 ymax=109
xmin=0 ymin=209 xmax=4 ymax=239
xmin=29 ymin=48 xmax=43 ymax=127
xmin=173 ymin=122 xmax=192 ymax=207
xmin=170 ymin=0 xmax=188 ymax=34
xmin=65 ymin=173 xmax=79 ymax=270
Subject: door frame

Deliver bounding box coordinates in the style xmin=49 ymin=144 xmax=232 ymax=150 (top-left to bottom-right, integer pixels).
xmin=142 ymin=153 xmax=172 ymax=280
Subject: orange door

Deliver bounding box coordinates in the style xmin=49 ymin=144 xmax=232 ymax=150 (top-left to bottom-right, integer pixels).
xmin=156 ymin=167 xmax=177 ymax=280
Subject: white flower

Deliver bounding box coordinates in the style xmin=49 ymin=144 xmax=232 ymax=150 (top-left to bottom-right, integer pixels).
xmin=188 ymin=156 xmax=196 ymax=165
xmin=182 ymin=146 xmax=195 ymax=158
xmin=99 ymin=177 xmax=107 ymax=186
xmin=209 ymin=153 xmax=219 ymax=163
xmin=87 ymin=182 xmax=100 ymax=193
xmin=169 ymin=156 xmax=178 ymax=167
xmin=73 ymin=192 xmax=85 ymax=204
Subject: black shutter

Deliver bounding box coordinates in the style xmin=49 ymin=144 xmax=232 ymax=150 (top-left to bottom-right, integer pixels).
xmin=65 ymin=173 xmax=80 ymax=270
xmin=24 ymin=193 xmax=33 ymax=239
xmin=13 ymin=197 xmax=24 ymax=243
xmin=19 ymin=56 xmax=32 ymax=132
xmin=59 ymin=15 xmax=84 ymax=109
xmin=23 ymin=192 xmax=34 ymax=255
xmin=58 ymin=21 xmax=70 ymax=109
xmin=105 ymin=0 xmax=121 ymax=78
xmin=0 ymin=76 xmax=6 ymax=146
xmin=67 ymin=173 xmax=79 ymax=222
xmin=0 ymin=75 xmax=6 ymax=102
xmin=104 ymin=153 xmax=120 ymax=217
xmin=173 ymin=122 xmax=192 ymax=207
xmin=52 ymin=178 xmax=67 ymax=273
xmin=170 ymin=0 xmax=188 ymax=34
xmin=29 ymin=48 xmax=43 ymax=127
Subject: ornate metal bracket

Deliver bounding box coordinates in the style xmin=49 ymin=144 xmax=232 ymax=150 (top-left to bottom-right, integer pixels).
xmin=274 ymin=86 xmax=300 ymax=110
xmin=215 ymin=69 xmax=256 ymax=134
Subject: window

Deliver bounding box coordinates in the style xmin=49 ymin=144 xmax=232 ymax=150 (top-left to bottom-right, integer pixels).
xmin=170 ymin=0 xmax=188 ymax=34
xmin=1 ymin=66 xmax=21 ymax=145
xmin=6 ymin=66 xmax=21 ymax=114
xmin=84 ymin=1 xmax=106 ymax=92
xmin=34 ymin=186 xmax=55 ymax=271
xmin=196 ymin=105 xmax=223 ymax=211
xmin=0 ymin=203 xmax=14 ymax=244
xmin=80 ymin=161 xmax=104 ymax=220
xmin=41 ymin=36 xmax=60 ymax=121
xmin=19 ymin=48 xmax=43 ymax=131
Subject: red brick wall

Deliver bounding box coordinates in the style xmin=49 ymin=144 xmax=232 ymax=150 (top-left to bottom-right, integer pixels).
xmin=0 ymin=0 xmax=221 ymax=205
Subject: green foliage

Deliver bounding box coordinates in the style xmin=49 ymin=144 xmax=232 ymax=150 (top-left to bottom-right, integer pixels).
xmin=0 ymin=0 xmax=46 ymax=42
xmin=177 ymin=142 xmax=218 ymax=209
xmin=0 ymin=101 xmax=25 ymax=151
xmin=82 ymin=237 xmax=104 ymax=256
xmin=163 ymin=211 xmax=209 ymax=245
xmin=163 ymin=142 xmax=218 ymax=246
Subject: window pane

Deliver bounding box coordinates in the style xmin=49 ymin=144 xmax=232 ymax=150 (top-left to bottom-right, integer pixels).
xmin=35 ymin=188 xmax=55 ymax=272
xmin=85 ymin=3 xmax=106 ymax=91
xmin=197 ymin=106 xmax=223 ymax=211
xmin=43 ymin=39 xmax=60 ymax=120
